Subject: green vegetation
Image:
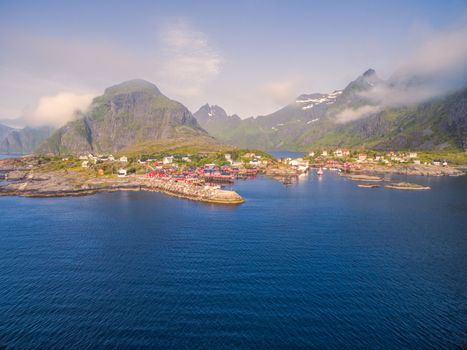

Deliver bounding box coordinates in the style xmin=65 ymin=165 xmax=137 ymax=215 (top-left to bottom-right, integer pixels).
xmin=120 ymin=135 xmax=227 ymax=158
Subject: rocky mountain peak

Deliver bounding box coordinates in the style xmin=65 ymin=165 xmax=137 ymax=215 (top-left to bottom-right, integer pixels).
xmin=363 ymin=68 xmax=376 ymax=77
xmin=342 ymin=68 xmax=383 ymax=95
xmin=193 ymin=104 xmax=230 ymax=125
xmin=103 ymin=79 xmax=162 ymax=97
xmin=38 ymin=79 xmax=206 ymax=155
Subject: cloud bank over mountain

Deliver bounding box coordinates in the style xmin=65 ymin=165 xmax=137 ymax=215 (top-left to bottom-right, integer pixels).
xmin=337 ymin=26 xmax=467 ymax=123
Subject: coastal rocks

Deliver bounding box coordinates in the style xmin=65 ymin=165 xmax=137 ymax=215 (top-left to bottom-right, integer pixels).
xmin=358 ymin=183 xmax=381 ymax=188
xmin=0 ymin=170 xmax=245 ymax=204
xmin=265 ymin=166 xmax=299 ymax=184
xmin=143 ymin=179 xmax=244 ymax=204
xmin=344 ymin=174 xmax=383 ymax=182
xmin=341 ymin=171 xmax=432 ymax=191
xmin=356 ymin=164 xmax=464 ymax=177
xmin=5 ymin=170 xmax=29 ymax=180
xmin=384 ymin=182 xmax=431 ymax=190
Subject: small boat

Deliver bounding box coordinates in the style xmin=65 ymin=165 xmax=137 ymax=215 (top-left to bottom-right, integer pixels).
xmin=317 ymin=168 xmax=324 ymax=176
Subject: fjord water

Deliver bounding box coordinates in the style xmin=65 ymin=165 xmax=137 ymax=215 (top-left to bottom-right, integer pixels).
xmin=0 ymin=172 xmax=466 ymax=349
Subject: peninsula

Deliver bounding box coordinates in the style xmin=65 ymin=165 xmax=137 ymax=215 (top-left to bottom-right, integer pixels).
xmin=0 ymin=150 xmax=276 ymax=204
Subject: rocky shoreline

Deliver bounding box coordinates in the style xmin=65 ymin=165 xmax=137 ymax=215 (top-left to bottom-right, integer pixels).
xmin=351 ymin=164 xmax=465 ymax=177
xmin=0 ymin=159 xmax=244 ymax=204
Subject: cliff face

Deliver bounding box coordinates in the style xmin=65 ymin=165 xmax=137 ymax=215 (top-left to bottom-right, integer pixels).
xmin=38 ymin=79 xmax=209 ymax=155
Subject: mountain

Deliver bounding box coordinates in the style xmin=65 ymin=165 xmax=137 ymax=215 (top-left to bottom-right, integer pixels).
xmin=0 ymin=126 xmax=53 ymax=154
xmin=0 ymin=124 xmax=15 ymax=142
xmin=38 ymin=79 xmax=218 ymax=155
xmin=195 ymin=69 xmax=466 ymax=151
xmin=193 ymin=104 xmax=244 ymax=146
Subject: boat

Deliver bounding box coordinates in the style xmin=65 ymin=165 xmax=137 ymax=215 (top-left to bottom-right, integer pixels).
xmin=317 ymin=168 xmax=324 ymax=176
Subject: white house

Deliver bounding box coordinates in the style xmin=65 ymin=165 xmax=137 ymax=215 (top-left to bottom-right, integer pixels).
xmin=163 ymin=156 xmax=174 ymax=165
xmin=117 ymin=169 xmax=127 ymax=177
xmin=358 ymin=154 xmax=368 ymax=162
xmin=409 ymin=152 xmax=418 ymax=158
xmin=290 ymin=159 xmax=309 ymax=172
xmin=181 ymin=156 xmax=191 ymax=162
xmin=108 ymin=155 xmax=115 ymax=161
xmin=81 ymin=161 xmax=89 ymax=168
xmin=119 ymin=156 xmax=128 ymax=163
xmin=321 ymin=150 xmax=328 ymax=157
xmin=334 ymin=149 xmax=343 ymax=157
xmin=308 ymin=151 xmax=315 ymax=157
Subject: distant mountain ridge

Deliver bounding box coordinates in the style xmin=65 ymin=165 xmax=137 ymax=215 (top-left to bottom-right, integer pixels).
xmin=0 ymin=123 xmax=53 ymax=154
xmin=3 ymin=72 xmax=466 ymax=155
xmin=0 ymin=126 xmax=53 ymax=154
xmin=0 ymin=124 xmax=15 ymax=142
xmin=38 ymin=79 xmax=218 ymax=155
xmin=194 ymin=69 xmax=467 ymax=151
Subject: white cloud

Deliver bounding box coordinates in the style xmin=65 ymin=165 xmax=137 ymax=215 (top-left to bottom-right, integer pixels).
xmin=0 ymin=29 xmax=139 ymax=85
xmin=260 ymin=77 xmax=302 ymax=106
xmin=337 ymin=25 xmax=467 ymax=123
xmin=377 ymin=26 xmax=467 ymax=105
xmin=0 ymin=22 xmax=224 ymax=125
xmin=26 ymin=92 xmax=96 ymax=127
xmin=393 ymin=26 xmax=467 ymax=83
xmin=159 ymin=22 xmax=223 ymax=97
xmin=336 ymin=105 xmax=381 ymax=123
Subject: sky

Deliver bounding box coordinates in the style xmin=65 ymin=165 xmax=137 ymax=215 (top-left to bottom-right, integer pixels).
xmin=0 ymin=0 xmax=466 ymax=127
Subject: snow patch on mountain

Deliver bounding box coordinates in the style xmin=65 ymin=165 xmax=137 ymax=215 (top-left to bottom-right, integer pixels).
xmin=296 ymin=90 xmax=342 ymax=109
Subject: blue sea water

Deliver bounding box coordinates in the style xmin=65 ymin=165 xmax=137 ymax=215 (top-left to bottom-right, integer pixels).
xmin=0 ymin=155 xmax=14 ymax=160
xmin=0 ymin=170 xmax=466 ymax=349
xmin=268 ymin=150 xmax=307 ymax=159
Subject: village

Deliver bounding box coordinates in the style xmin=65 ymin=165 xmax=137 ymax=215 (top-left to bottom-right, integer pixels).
xmin=273 ymin=148 xmax=464 ymax=175
xmin=72 ymin=151 xmax=272 ymax=185
xmin=297 ymin=149 xmax=449 ymax=168
xmin=0 ymin=147 xmax=465 ymax=202
xmin=74 ymin=147 xmax=462 ymax=184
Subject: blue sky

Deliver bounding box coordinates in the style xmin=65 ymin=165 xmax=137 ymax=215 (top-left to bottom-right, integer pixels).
xmin=0 ymin=0 xmax=466 ymax=126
